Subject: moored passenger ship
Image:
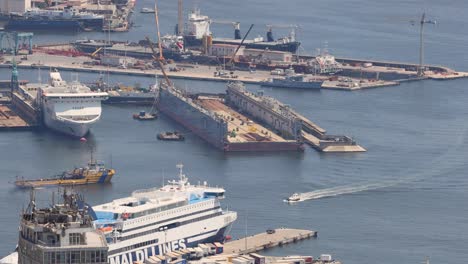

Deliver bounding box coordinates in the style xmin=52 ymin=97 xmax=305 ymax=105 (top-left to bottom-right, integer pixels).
xmin=4 ymin=164 xmax=237 ymax=264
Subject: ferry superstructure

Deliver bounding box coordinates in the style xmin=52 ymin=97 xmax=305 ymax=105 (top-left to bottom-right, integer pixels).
xmin=92 ymin=164 xmax=237 ymax=264
xmin=2 ymin=7 xmax=104 ymax=30
xmin=34 ymin=71 xmax=108 ymax=137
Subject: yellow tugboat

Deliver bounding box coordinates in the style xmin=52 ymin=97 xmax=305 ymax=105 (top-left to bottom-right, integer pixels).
xmin=14 ymin=159 xmax=115 ymax=188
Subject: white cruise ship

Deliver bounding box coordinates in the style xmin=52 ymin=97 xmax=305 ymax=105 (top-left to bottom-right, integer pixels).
xmin=93 ymin=164 xmax=237 ymax=264
xmin=0 ymin=164 xmax=237 ymax=264
xmin=37 ymin=71 xmax=108 ymax=137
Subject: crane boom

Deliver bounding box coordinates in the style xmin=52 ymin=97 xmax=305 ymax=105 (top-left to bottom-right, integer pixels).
xmin=227 ymin=23 xmax=254 ymax=67
xmin=145 ymin=36 xmax=172 ymax=87
xmin=154 ymin=0 xmax=164 ymax=61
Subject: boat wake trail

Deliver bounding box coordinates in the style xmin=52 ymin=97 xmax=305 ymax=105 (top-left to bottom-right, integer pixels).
xmin=297 ymin=180 xmax=402 ymax=201
xmin=288 ymin=122 xmax=468 ymax=203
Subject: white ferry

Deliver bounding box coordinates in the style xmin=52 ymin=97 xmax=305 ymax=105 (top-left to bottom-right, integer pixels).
xmin=94 ymin=164 xmax=236 ymax=264
xmin=0 ymin=164 xmax=237 ymax=264
xmin=36 ymin=71 xmax=108 ymax=137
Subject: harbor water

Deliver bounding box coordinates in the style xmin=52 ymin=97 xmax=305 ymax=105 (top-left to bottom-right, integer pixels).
xmin=1 ymin=0 xmax=468 ymax=264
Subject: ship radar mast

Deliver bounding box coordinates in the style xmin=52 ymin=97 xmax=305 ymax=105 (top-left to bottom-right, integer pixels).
xmin=176 ymin=163 xmax=188 ymax=188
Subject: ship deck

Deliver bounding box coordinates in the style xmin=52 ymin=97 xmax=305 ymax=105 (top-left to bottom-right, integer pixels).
xmin=195 ymin=98 xmax=293 ymax=143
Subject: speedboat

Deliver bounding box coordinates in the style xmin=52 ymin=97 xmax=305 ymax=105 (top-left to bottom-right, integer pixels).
xmin=287 ymin=193 xmax=301 ymax=202
xmin=140 ymin=7 xmax=155 ymax=13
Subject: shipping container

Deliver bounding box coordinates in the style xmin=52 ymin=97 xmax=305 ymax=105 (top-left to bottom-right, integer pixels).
xmin=213 ymin=242 xmax=224 ymax=254
xmin=249 ymin=254 xmax=265 ymax=264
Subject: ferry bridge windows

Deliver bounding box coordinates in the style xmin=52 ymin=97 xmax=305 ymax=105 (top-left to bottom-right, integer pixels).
xmin=69 ymin=233 xmax=81 ymax=245
xmin=44 ymin=250 xmax=107 ymax=264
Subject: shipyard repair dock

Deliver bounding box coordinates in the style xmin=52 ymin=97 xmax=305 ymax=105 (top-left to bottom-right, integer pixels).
xmin=158 ymin=82 xmax=365 ymax=152
xmin=158 ymin=85 xmax=304 ymax=152
xmin=223 ymin=228 xmax=317 ymax=255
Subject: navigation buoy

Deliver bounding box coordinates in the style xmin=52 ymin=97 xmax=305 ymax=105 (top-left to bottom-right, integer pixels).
xmin=80 ymin=137 xmax=87 ymax=142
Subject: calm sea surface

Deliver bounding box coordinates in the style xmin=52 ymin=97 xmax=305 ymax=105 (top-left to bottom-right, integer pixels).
xmin=1 ymin=1 xmax=467 ymax=263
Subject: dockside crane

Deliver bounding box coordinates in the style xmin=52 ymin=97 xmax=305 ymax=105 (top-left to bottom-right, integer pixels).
xmin=154 ymin=0 xmax=164 ymax=61
xmin=145 ymin=36 xmax=172 ymax=87
xmin=226 ymin=23 xmax=254 ymax=69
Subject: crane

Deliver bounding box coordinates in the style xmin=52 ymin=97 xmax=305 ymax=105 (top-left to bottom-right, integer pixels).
xmin=226 ymin=23 xmax=254 ymax=68
xmin=146 ymin=36 xmax=172 ymax=87
xmin=211 ymin=20 xmax=242 ymax=39
xmin=410 ymin=13 xmax=436 ymax=76
xmin=154 ymin=0 xmax=164 ymax=61
xmin=265 ymin=24 xmax=299 ymax=42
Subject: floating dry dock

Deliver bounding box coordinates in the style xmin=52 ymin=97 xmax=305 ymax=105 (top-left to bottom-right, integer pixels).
xmin=157 ymin=82 xmax=365 ymax=152
xmin=223 ymin=228 xmax=317 ymax=255
xmin=157 ymin=83 xmax=304 ymax=152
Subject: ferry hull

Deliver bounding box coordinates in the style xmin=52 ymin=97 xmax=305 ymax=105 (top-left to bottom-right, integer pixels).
xmin=107 ymin=213 xmax=235 ymax=264
xmin=43 ymin=113 xmax=95 ymax=137
xmin=5 ymin=19 xmax=81 ymax=30
xmin=5 ymin=18 xmax=103 ymax=30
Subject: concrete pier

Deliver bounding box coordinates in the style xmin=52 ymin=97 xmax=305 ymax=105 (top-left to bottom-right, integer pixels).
xmin=223 ymin=228 xmax=317 ymax=255
xmin=2 ymin=53 xmax=466 ymax=91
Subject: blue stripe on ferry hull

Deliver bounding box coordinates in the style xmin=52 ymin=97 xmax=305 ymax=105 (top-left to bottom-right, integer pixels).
xmin=108 ymin=226 xmax=228 ymax=264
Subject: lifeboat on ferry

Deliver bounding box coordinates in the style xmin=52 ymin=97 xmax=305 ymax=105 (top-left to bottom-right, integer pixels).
xmin=98 ymin=226 xmax=113 ymax=233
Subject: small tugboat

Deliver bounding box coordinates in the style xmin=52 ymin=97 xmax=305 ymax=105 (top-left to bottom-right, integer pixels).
xmin=14 ymin=158 xmax=115 ymax=188
xmin=286 ymin=193 xmax=301 ymax=203
xmin=133 ymin=110 xmax=157 ymax=120
xmin=157 ymin=131 xmax=185 ymax=141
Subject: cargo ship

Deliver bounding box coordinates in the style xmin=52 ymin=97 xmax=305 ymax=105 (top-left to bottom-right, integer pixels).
xmin=14 ymin=158 xmax=115 ymax=188
xmin=157 ymin=82 xmax=304 ymax=152
xmin=1 ymin=7 xmax=104 ymax=30
xmin=183 ymin=9 xmax=300 ymax=53
xmin=73 ymin=37 xmax=189 ymax=61
xmin=2 ymin=164 xmax=237 ymax=264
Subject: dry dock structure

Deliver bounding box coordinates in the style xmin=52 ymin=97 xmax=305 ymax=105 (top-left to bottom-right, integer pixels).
xmin=226 ymin=82 xmax=365 ymax=152
xmin=157 ymin=81 xmax=365 ymax=152
xmin=157 ymin=83 xmax=304 ymax=152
